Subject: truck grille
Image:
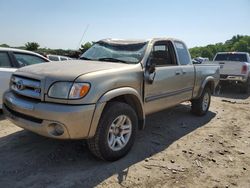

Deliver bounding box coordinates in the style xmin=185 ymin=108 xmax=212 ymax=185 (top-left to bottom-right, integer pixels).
xmin=10 ymin=75 xmax=42 ymax=100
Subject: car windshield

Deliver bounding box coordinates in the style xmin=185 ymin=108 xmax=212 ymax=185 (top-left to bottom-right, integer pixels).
xmin=214 ymin=54 xmax=247 ymax=62
xmin=80 ymin=41 xmax=148 ymax=64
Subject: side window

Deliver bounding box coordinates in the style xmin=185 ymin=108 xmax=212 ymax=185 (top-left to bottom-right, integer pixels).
xmin=151 ymin=42 xmax=177 ymax=66
xmin=0 ymin=52 xmax=12 ymax=68
xmin=174 ymin=41 xmax=191 ymax=65
xmin=13 ymin=53 xmax=46 ymax=66
xmin=60 ymin=57 xmax=67 ymax=61
xmin=48 ymin=56 xmax=60 ymax=61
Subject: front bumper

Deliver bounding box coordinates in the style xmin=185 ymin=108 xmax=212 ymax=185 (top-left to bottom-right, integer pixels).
xmin=3 ymin=91 xmax=96 ymax=139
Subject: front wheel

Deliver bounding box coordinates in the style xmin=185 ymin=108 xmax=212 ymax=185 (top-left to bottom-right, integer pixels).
xmin=87 ymin=102 xmax=138 ymax=161
xmin=191 ymin=87 xmax=211 ymax=116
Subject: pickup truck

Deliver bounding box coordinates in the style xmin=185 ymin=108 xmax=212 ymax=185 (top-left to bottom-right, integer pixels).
xmin=210 ymin=52 xmax=250 ymax=93
xmin=3 ymin=38 xmax=219 ymax=161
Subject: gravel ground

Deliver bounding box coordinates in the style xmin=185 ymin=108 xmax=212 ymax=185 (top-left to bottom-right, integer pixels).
xmin=0 ymin=87 xmax=249 ymax=188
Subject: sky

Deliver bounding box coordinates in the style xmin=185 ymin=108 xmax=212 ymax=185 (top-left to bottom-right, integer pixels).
xmin=0 ymin=0 xmax=249 ymax=49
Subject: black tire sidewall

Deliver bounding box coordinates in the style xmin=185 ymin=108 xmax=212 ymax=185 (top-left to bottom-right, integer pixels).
xmin=192 ymin=87 xmax=211 ymax=116
xmin=97 ymin=102 xmax=138 ymax=161
xmin=201 ymin=87 xmax=211 ymax=114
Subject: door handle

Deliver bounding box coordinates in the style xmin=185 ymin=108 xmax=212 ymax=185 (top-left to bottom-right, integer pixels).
xmin=175 ymin=71 xmax=181 ymax=75
xmin=182 ymin=71 xmax=187 ymax=74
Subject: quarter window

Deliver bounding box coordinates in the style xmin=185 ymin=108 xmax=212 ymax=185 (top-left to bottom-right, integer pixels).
xmin=0 ymin=52 xmax=12 ymax=68
xmin=174 ymin=41 xmax=191 ymax=65
xmin=48 ymin=56 xmax=60 ymax=61
xmin=14 ymin=53 xmax=46 ymax=66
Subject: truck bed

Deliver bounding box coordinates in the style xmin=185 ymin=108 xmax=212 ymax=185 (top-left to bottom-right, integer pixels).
xmin=192 ymin=64 xmax=220 ymax=98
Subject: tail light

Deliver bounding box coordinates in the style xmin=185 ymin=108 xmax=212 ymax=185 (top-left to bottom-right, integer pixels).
xmin=241 ymin=64 xmax=247 ymax=74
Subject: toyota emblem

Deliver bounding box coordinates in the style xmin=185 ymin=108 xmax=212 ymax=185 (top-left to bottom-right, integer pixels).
xmin=16 ymin=80 xmax=25 ymax=90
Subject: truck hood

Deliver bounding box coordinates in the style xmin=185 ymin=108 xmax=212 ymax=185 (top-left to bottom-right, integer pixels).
xmin=16 ymin=60 xmax=129 ymax=81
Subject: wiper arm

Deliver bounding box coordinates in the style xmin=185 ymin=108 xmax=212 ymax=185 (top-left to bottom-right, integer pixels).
xmin=97 ymin=58 xmax=128 ymax=64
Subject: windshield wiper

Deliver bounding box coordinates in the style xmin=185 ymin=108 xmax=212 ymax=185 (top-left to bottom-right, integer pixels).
xmin=97 ymin=58 xmax=128 ymax=64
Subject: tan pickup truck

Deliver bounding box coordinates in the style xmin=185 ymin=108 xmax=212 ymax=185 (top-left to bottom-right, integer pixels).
xmin=3 ymin=38 xmax=219 ymax=161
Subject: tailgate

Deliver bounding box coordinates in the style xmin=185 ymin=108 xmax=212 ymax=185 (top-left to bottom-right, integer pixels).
xmin=215 ymin=61 xmax=245 ymax=75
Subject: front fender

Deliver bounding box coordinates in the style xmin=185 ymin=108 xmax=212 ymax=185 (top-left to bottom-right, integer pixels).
xmin=87 ymin=87 xmax=145 ymax=138
xmin=98 ymin=87 xmax=143 ymax=103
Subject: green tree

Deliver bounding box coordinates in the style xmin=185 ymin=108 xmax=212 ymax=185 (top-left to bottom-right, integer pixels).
xmin=79 ymin=42 xmax=93 ymax=53
xmin=189 ymin=35 xmax=250 ymax=59
xmin=0 ymin=44 xmax=10 ymax=47
xmin=25 ymin=42 xmax=40 ymax=51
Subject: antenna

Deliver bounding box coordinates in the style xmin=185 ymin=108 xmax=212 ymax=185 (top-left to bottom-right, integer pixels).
xmin=77 ymin=24 xmax=90 ymax=50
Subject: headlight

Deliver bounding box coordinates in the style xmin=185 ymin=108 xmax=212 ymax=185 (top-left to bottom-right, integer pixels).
xmin=48 ymin=82 xmax=90 ymax=99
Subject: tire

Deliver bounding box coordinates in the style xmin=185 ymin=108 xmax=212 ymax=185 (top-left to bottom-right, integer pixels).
xmin=87 ymin=102 xmax=138 ymax=161
xmin=191 ymin=87 xmax=211 ymax=116
xmin=240 ymin=79 xmax=249 ymax=94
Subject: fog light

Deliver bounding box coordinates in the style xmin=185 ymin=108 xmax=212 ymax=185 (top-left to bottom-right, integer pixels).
xmin=48 ymin=123 xmax=64 ymax=136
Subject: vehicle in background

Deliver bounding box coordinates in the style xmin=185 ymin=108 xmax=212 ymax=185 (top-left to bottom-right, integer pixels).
xmin=3 ymin=38 xmax=219 ymax=161
xmin=192 ymin=57 xmax=209 ymax=64
xmin=0 ymin=47 xmax=50 ymax=109
xmin=47 ymin=55 xmax=72 ymax=61
xmin=204 ymin=52 xmax=250 ymax=93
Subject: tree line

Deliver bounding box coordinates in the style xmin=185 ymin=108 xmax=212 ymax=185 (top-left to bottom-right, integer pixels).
xmin=0 ymin=42 xmax=94 ymax=58
xmin=189 ymin=35 xmax=250 ymax=60
xmin=1 ymin=35 xmax=249 ymax=60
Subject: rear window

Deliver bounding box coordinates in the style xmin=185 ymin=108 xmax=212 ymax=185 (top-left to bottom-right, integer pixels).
xmin=214 ymin=54 xmax=247 ymax=62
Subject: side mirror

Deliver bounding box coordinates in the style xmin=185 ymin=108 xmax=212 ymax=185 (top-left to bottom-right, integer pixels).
xmin=147 ymin=53 xmax=157 ymax=73
xmin=148 ymin=63 xmax=156 ymax=74
xmin=146 ymin=61 xmax=156 ymax=84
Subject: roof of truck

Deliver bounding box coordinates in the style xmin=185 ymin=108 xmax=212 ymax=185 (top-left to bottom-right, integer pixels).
xmin=99 ymin=38 xmax=181 ymax=45
xmin=100 ymin=38 xmax=148 ymax=45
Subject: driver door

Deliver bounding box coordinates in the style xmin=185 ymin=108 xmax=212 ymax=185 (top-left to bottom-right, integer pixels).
xmin=144 ymin=41 xmax=183 ymax=115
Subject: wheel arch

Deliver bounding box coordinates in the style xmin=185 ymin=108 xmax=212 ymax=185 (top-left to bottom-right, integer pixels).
xmin=196 ymin=77 xmax=216 ymax=98
xmin=88 ymin=87 xmax=145 ymax=138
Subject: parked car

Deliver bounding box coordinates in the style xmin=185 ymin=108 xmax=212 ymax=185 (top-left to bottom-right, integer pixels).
xmin=0 ymin=47 xmax=50 ymax=109
xmin=193 ymin=57 xmax=209 ymax=64
xmin=3 ymin=38 xmax=219 ymax=161
xmin=205 ymin=52 xmax=250 ymax=93
xmin=47 ymin=55 xmax=72 ymax=61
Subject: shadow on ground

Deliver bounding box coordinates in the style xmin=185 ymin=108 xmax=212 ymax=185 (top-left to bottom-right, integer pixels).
xmin=214 ymin=84 xmax=250 ymax=100
xmin=0 ymin=104 xmax=215 ymax=187
xmin=0 ymin=110 xmax=5 ymax=121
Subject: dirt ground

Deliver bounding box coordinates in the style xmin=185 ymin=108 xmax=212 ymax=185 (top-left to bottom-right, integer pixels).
xmin=0 ymin=86 xmax=249 ymax=188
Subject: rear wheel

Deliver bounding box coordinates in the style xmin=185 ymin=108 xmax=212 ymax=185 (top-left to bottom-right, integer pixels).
xmin=240 ymin=79 xmax=249 ymax=94
xmin=191 ymin=87 xmax=211 ymax=116
xmin=87 ymin=102 xmax=138 ymax=161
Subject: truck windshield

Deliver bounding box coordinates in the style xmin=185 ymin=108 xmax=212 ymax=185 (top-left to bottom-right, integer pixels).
xmin=214 ymin=54 xmax=247 ymax=62
xmin=80 ymin=41 xmax=148 ymax=64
